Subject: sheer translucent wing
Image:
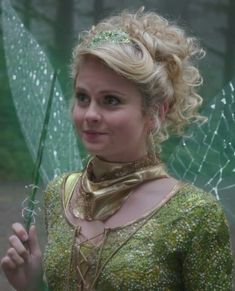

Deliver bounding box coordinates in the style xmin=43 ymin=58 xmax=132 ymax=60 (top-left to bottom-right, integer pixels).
xmin=1 ymin=0 xmax=83 ymax=184
xmin=167 ymin=80 xmax=235 ymax=222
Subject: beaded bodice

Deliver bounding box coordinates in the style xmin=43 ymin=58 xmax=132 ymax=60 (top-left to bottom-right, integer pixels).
xmin=43 ymin=174 xmax=233 ymax=291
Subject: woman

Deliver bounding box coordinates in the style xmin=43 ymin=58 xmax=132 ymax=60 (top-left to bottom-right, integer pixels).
xmin=1 ymin=8 xmax=233 ymax=291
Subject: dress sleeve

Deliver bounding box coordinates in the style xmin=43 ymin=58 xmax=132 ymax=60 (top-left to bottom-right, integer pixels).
xmin=182 ymin=201 xmax=233 ymax=290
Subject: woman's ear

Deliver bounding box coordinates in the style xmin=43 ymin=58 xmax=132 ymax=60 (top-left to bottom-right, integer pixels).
xmin=145 ymin=101 xmax=169 ymax=133
xmin=159 ymin=102 xmax=169 ymax=121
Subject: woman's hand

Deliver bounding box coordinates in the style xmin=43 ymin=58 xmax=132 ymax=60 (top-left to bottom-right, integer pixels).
xmin=1 ymin=223 xmax=43 ymax=291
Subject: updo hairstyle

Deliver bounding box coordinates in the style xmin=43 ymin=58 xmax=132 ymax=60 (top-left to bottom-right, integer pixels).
xmin=71 ymin=8 xmax=205 ymax=151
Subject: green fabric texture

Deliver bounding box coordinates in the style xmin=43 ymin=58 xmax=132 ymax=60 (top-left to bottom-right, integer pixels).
xmin=43 ymin=174 xmax=233 ymax=290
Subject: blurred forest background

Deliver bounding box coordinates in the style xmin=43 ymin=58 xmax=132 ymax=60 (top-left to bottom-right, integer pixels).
xmin=0 ymin=0 xmax=234 ymax=289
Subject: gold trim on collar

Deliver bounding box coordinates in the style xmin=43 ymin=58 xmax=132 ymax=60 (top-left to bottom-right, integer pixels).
xmin=72 ymin=155 xmax=168 ymax=221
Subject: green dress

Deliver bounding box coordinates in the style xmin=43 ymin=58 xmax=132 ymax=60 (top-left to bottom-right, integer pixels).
xmin=43 ymin=174 xmax=233 ymax=290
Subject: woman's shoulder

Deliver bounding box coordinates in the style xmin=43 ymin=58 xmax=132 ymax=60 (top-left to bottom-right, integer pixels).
xmin=159 ymin=182 xmax=228 ymax=225
xmin=152 ymin=182 xmax=231 ymax=246
xmin=173 ymin=182 xmax=223 ymax=209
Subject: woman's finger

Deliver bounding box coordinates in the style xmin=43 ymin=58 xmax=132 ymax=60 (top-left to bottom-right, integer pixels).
xmin=1 ymin=256 xmax=17 ymax=270
xmin=9 ymin=235 xmax=29 ymax=260
xmin=28 ymin=225 xmax=41 ymax=257
xmin=6 ymin=248 xmax=24 ymax=266
xmin=12 ymin=222 xmax=28 ymax=242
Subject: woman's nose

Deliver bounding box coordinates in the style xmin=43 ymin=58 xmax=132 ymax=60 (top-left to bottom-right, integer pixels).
xmin=84 ymin=102 xmax=101 ymax=123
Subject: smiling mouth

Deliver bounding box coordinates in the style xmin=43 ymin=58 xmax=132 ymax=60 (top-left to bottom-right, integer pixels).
xmin=83 ymin=130 xmax=107 ymax=135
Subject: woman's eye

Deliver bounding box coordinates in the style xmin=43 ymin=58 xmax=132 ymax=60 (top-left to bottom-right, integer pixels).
xmin=75 ymin=93 xmax=89 ymax=105
xmin=104 ymin=95 xmax=121 ymax=106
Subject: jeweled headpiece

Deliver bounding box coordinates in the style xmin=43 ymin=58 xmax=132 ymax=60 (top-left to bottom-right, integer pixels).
xmin=87 ymin=30 xmax=131 ymax=48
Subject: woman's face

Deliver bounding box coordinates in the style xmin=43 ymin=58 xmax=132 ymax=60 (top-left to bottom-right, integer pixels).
xmin=72 ymin=57 xmax=153 ymax=162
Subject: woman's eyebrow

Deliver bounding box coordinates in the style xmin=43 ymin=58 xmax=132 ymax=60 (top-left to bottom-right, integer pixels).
xmin=75 ymin=87 xmax=126 ymax=97
xmin=98 ymin=90 xmax=126 ymax=97
xmin=75 ymin=86 xmax=88 ymax=92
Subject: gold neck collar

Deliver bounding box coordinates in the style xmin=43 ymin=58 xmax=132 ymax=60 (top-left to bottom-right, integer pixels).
xmin=73 ymin=155 xmax=168 ymax=221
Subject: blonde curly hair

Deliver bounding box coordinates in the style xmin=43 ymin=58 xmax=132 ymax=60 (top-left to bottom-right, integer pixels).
xmin=71 ymin=8 xmax=206 ymax=152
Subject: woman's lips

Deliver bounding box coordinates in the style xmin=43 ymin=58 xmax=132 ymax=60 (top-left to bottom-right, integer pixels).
xmin=82 ymin=130 xmax=107 ymax=142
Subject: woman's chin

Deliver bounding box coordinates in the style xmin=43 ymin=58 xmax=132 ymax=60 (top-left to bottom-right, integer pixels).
xmin=84 ymin=143 xmax=107 ymax=157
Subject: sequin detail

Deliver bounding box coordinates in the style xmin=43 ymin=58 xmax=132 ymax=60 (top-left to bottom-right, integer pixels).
xmin=87 ymin=30 xmax=130 ymax=48
xmin=43 ymin=176 xmax=233 ymax=291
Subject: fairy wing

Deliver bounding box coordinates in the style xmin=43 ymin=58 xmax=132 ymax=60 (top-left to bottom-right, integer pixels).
xmin=167 ymin=80 xmax=235 ymax=223
xmin=1 ymin=0 xmax=83 ymax=184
